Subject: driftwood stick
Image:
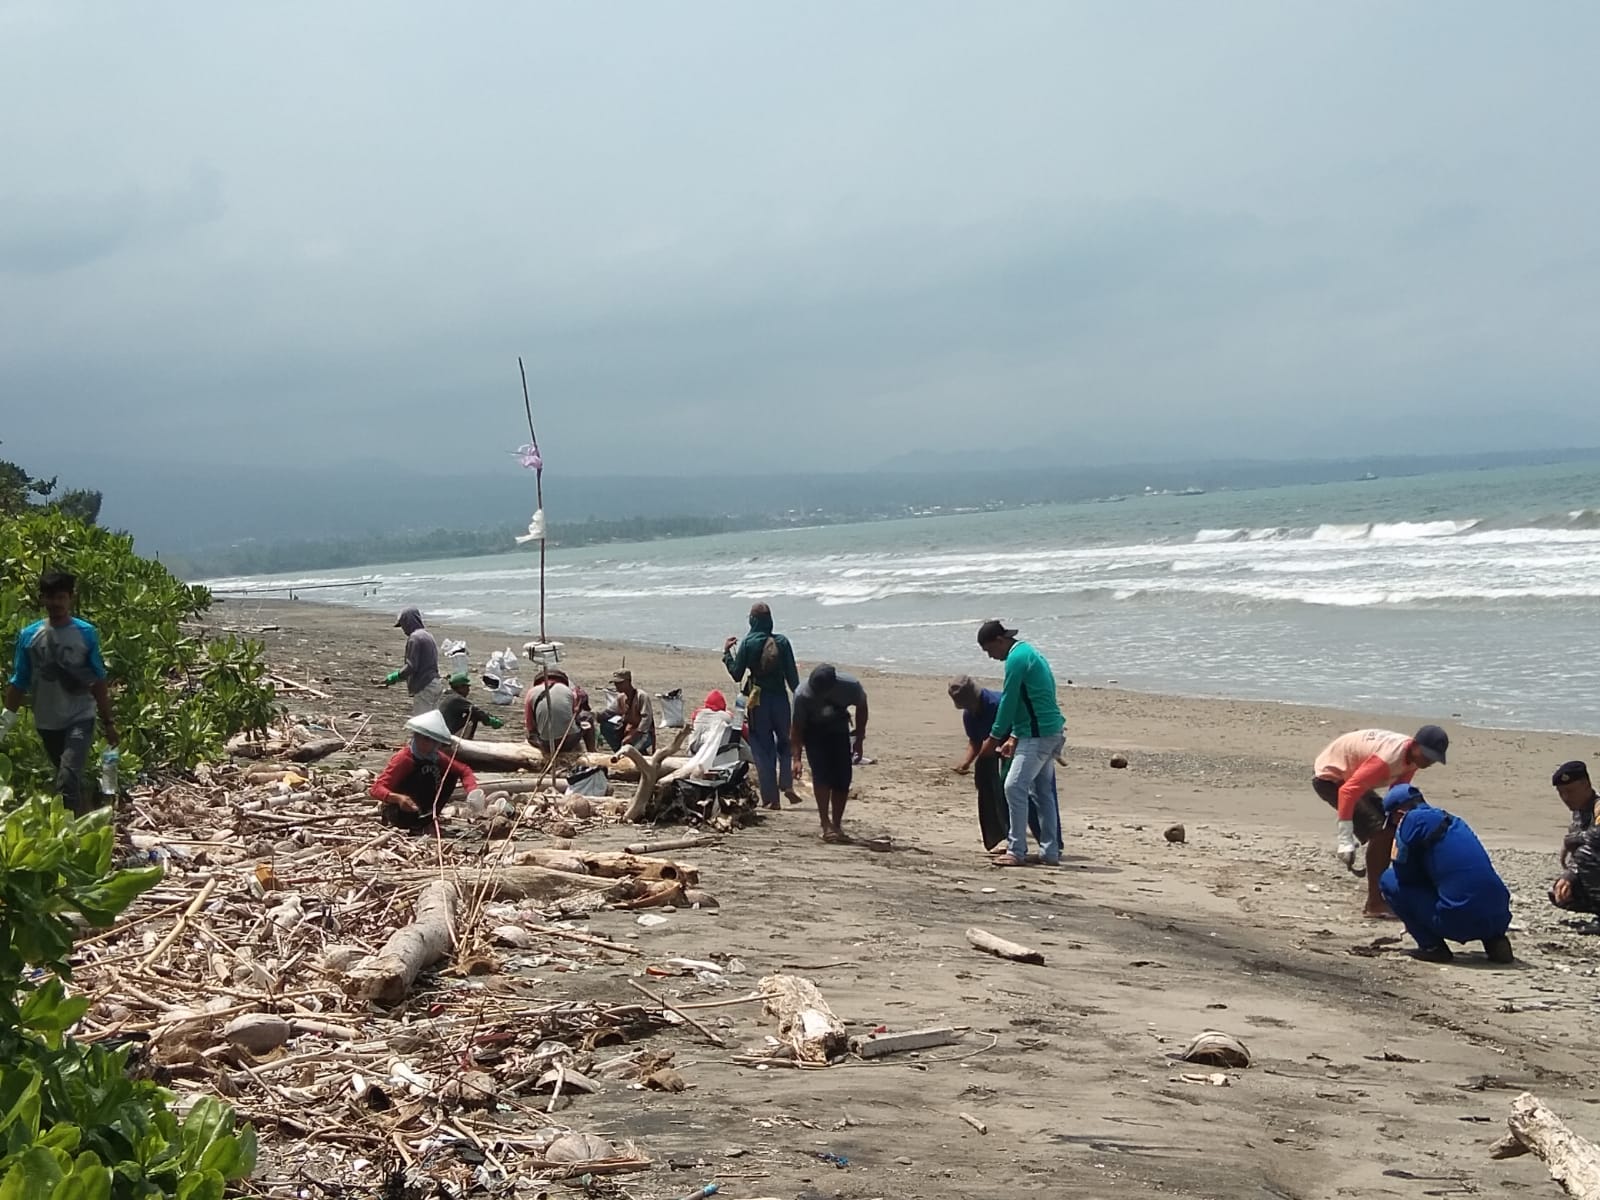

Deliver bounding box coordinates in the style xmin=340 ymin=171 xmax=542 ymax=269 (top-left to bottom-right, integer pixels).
xmin=1502 ymin=1092 xmax=1600 ymax=1198
xmin=965 ymin=927 xmax=1045 ymax=965
xmin=623 ymin=834 xmax=722 ymax=855
xmin=626 ymin=978 xmax=727 ymax=1047
xmin=619 ymin=727 xmax=692 ymax=823
xmin=526 ymin=924 xmax=642 ymax=956
xmin=137 ymin=877 xmax=217 ymax=971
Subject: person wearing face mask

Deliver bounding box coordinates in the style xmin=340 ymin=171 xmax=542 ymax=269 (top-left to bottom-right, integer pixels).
xmin=370 ymin=709 xmax=482 ymax=832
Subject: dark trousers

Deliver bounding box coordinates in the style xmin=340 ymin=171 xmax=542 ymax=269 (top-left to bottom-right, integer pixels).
xmin=39 ymin=720 xmax=97 ymax=811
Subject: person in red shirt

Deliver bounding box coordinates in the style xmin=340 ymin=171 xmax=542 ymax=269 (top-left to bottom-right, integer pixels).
xmin=1312 ymin=724 xmax=1449 ymax=916
xmin=371 ymin=709 xmax=481 ymax=832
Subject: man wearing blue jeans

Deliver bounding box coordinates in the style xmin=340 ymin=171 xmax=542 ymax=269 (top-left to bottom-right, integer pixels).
xmin=976 ymin=620 xmax=1064 ymax=867
xmin=722 ymin=602 xmax=801 ymax=809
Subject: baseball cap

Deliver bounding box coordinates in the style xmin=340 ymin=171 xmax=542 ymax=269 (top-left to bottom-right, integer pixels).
xmin=610 ymin=669 xmax=632 ymax=686
xmin=1413 ymin=724 xmax=1449 ymax=765
xmin=1553 ymin=760 xmax=1590 ymax=786
xmin=1383 ymin=782 xmax=1426 ymax=815
xmin=448 ymin=671 xmax=471 ymax=687
xmin=976 ymin=620 xmax=1017 ymax=646
xmin=948 ymin=675 xmax=977 ymax=705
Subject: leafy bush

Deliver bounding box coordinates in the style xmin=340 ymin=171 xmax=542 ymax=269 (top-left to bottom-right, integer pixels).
xmin=1 ymin=508 xmax=277 ymax=788
xmin=0 ymin=759 xmax=257 ymax=1198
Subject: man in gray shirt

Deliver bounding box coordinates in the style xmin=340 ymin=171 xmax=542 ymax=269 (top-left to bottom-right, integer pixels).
xmin=790 ymin=663 xmax=868 ymax=843
xmin=384 ymin=607 xmax=441 ymax=715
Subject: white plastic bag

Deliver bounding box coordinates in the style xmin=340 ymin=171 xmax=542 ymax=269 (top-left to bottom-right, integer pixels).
xmin=657 ymin=689 xmax=685 ymax=728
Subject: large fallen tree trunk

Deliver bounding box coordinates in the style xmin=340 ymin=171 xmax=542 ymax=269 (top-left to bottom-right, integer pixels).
xmin=1492 ymin=1092 xmax=1600 ymax=1198
xmin=447 ymin=738 xmax=691 ymax=780
xmin=758 ymin=974 xmax=847 ymax=1065
xmin=344 ymin=880 xmax=459 ymax=1004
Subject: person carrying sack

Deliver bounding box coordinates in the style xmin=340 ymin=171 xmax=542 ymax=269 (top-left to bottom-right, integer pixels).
xmin=722 ymin=602 xmax=800 ymax=809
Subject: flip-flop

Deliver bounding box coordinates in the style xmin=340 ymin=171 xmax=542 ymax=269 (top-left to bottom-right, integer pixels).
xmin=821 ymin=830 xmax=843 ymax=843
xmin=991 ymin=854 xmax=1026 ymax=867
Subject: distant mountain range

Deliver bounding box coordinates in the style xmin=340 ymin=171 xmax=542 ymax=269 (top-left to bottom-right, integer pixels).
xmin=57 ymin=445 xmax=1600 ymax=561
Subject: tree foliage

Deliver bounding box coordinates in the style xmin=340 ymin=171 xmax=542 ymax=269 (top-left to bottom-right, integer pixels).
xmin=0 ymin=762 xmax=257 ymax=1198
xmin=2 ymin=507 xmax=278 ymax=790
xmin=0 ymin=443 xmax=102 ymax=528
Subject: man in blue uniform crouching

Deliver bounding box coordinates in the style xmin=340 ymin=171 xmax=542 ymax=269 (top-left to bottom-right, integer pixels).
xmin=1379 ymin=783 xmax=1514 ymax=965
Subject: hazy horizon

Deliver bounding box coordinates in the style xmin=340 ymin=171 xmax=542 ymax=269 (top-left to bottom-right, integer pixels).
xmin=4 ymin=1 xmax=1599 ymax=486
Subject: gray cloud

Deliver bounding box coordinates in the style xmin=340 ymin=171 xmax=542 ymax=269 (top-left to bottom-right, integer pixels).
xmin=2 ymin=0 xmax=1598 ymax=486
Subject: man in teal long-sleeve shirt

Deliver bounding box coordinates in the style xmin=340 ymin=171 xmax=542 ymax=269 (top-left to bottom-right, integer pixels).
xmin=976 ymin=620 xmax=1064 ymax=866
xmin=722 ymin=602 xmax=801 ymax=808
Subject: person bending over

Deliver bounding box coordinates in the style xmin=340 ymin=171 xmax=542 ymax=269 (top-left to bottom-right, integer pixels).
xmin=791 ymin=664 xmax=867 ymax=843
xmin=371 ymin=710 xmax=482 ymax=832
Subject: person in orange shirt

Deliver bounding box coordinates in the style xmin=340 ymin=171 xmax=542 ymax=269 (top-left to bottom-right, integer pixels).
xmin=1311 ymin=724 xmax=1449 ymax=916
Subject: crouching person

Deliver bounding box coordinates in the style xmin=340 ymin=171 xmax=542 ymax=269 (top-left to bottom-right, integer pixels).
xmin=1379 ymin=784 xmax=1513 ymax=964
xmin=1549 ymin=760 xmax=1600 ymax=915
xmin=371 ymin=710 xmax=482 ymax=832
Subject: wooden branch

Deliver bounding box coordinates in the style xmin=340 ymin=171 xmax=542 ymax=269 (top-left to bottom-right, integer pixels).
xmin=514 ymin=848 xmax=697 ymax=884
xmin=623 ymin=834 xmax=722 ymax=855
xmin=525 ymin=924 xmax=641 ymax=956
xmin=137 ymin=877 xmax=216 ymax=971
xmin=626 ymin=979 xmax=727 ymax=1047
xmin=965 ymin=927 xmax=1045 ymax=965
xmin=620 ymin=727 xmax=692 ymax=823
xmin=343 ymin=880 xmax=459 ymax=1004
xmin=1501 ymin=1092 xmax=1600 ymax=1198
xmin=758 ymin=974 xmax=847 ymax=1065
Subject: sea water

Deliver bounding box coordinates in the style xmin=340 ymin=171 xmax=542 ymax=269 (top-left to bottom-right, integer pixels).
xmin=209 ymin=461 xmax=1600 ymax=733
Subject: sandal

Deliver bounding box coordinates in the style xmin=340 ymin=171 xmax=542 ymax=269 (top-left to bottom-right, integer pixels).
xmin=991 ymin=854 xmax=1025 ymax=867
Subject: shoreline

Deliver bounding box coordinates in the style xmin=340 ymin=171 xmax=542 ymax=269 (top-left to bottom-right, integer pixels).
xmin=220 ymin=592 xmax=1600 ymax=742
xmin=224 ymin=595 xmax=1595 ymax=852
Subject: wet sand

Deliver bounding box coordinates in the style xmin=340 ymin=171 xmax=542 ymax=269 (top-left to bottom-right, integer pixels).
xmin=226 ymin=596 xmax=1600 ymax=1199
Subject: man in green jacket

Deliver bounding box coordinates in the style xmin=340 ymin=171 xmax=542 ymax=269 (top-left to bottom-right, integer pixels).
xmin=976 ymin=620 xmax=1064 ymax=867
xmin=722 ymin=602 xmax=801 ymax=809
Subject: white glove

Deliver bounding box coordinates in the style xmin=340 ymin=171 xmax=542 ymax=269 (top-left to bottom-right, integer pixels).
xmin=0 ymin=709 xmax=16 ymax=744
xmin=1335 ymin=819 xmax=1358 ymax=869
xmin=465 ymin=788 xmax=487 ymax=818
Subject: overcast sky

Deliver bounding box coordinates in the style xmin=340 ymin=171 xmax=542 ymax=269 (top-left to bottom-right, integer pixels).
xmin=3 ymin=1 xmax=1598 ymax=480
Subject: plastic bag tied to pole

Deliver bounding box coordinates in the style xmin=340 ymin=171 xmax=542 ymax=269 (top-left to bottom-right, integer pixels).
xmin=515 ymin=508 xmax=546 ymax=545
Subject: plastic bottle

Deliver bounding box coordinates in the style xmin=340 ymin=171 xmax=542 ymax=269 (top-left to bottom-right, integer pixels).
xmin=99 ymin=749 xmax=120 ymax=796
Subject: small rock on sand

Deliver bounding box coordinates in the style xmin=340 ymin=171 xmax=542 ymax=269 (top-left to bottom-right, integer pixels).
xmin=1164 ymin=823 xmax=1186 ymax=844
xmin=1109 ymin=754 xmax=1129 ymax=769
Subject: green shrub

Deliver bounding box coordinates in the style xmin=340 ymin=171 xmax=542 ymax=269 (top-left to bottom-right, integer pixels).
xmin=0 ymin=758 xmax=257 ymax=1198
xmin=1 ymin=508 xmax=277 ymax=788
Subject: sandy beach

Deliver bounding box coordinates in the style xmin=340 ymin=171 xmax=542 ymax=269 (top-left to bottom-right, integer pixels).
xmin=224 ymin=596 xmax=1600 ymax=1199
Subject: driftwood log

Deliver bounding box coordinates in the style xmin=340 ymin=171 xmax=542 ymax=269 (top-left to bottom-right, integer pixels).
xmin=965 ymin=927 xmax=1045 ymax=965
xmin=514 ymin=847 xmax=698 ymax=885
xmin=758 ymin=974 xmax=847 ymax=1065
xmin=447 ymin=737 xmax=692 ymax=781
xmin=344 ymin=879 xmax=459 ymax=1004
xmin=286 ymin=736 xmax=348 ymax=763
xmin=624 ymin=834 xmax=722 ymax=855
xmin=434 ymin=865 xmax=631 ymax=904
xmin=1491 ymin=1092 xmax=1600 ymax=1198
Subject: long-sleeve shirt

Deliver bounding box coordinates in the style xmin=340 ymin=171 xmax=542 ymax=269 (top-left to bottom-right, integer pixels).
xmin=724 ymin=620 xmax=799 ymax=699
xmin=1561 ymin=798 xmax=1600 ymax=899
xmin=401 ymin=629 xmax=439 ymax=695
xmin=370 ymin=745 xmax=477 ymax=817
xmin=990 ymin=641 xmax=1064 ymax=740
xmin=1390 ymin=803 xmax=1510 ymax=929
xmin=1313 ymin=730 xmax=1416 ymax=822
